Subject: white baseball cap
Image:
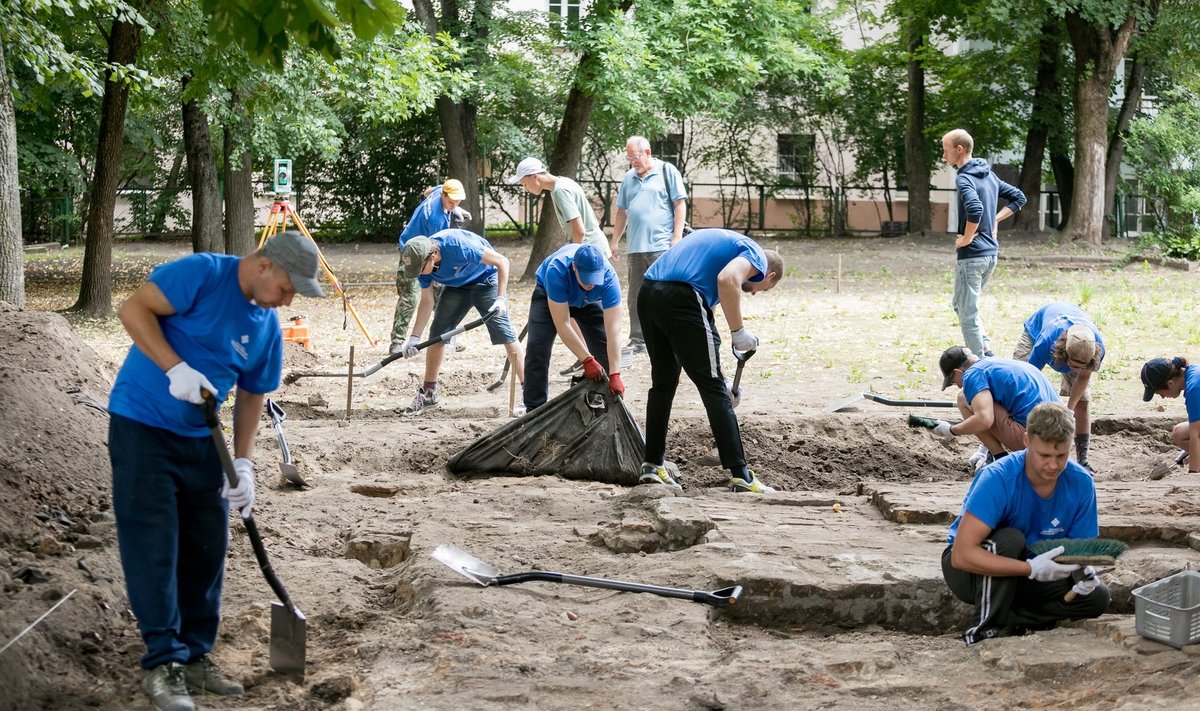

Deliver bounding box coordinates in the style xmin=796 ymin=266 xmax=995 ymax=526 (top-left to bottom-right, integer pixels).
xmin=508 ymin=157 xmax=547 ymax=184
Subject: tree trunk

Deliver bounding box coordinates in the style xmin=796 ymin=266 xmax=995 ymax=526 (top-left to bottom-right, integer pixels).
xmin=1049 ymin=145 xmax=1074 ymax=230
xmin=223 ymin=93 xmax=256 ymax=255
xmin=148 ymin=147 xmax=184 ymax=236
xmin=0 ymin=47 xmax=23 ymax=308
xmin=182 ymin=76 xmax=223 ymax=254
xmin=1062 ymin=10 xmax=1137 ymax=245
xmin=1103 ymin=54 xmax=1148 ymax=236
xmin=69 ymin=18 xmax=142 ymax=317
xmin=903 ymin=16 xmax=931 ymax=233
xmin=1013 ymin=17 xmax=1064 ymax=232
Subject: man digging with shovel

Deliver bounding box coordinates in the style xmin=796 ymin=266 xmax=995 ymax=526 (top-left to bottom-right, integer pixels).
xmin=106 ymin=231 xmax=324 ymax=711
xmin=398 ymin=228 xmax=525 ymax=415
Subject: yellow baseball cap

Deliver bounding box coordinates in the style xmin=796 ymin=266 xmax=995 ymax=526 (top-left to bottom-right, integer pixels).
xmin=442 ymin=179 xmax=466 ymax=201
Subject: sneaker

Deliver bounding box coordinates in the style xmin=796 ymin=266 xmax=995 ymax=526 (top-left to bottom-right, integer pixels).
xmin=185 ymin=655 xmax=244 ymax=696
xmin=389 ymin=342 xmax=405 ymax=355
xmin=624 ymin=340 xmax=647 ymax=356
xmin=403 ymin=387 xmax=440 ymax=416
xmin=1081 ymin=461 xmax=1096 ymax=476
xmin=445 ymin=336 xmax=467 ymax=353
xmin=730 ymin=471 xmax=775 ymax=493
xmin=560 ymin=359 xmax=584 ymax=376
xmin=639 ymin=462 xmax=682 ymax=490
xmin=983 ymin=350 xmax=995 ymax=358
xmin=143 ymin=662 xmax=195 ymax=711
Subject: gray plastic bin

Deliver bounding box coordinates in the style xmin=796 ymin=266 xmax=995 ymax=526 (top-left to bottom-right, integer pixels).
xmin=1132 ymin=570 xmax=1200 ymax=648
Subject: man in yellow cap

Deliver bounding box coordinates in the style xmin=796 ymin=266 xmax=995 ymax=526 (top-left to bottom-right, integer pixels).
xmin=389 ymin=179 xmax=471 ymax=354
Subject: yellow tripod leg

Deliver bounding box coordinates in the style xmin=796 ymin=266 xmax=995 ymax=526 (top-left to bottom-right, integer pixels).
xmin=286 ymin=208 xmax=378 ymax=347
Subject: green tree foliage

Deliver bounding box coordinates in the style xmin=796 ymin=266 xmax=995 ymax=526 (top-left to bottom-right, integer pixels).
xmin=1125 ymin=89 xmax=1200 ymax=257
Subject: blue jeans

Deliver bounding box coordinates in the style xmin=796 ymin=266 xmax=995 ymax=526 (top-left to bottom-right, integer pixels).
xmin=110 ymin=413 xmax=229 ymax=670
xmin=428 ymin=275 xmax=518 ymax=345
xmin=952 ymin=255 xmax=996 ymax=355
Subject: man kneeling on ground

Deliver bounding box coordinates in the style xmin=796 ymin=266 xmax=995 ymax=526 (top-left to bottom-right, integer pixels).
xmin=942 ymin=402 xmax=1110 ymax=644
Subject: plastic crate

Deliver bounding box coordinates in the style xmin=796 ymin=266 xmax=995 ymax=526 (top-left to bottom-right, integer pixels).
xmin=1132 ymin=570 xmax=1200 ymax=648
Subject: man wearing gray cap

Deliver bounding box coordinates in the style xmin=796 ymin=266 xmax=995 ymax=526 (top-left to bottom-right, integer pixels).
xmin=511 ymin=157 xmax=612 ymax=258
xmin=106 ymin=230 xmax=324 ymax=711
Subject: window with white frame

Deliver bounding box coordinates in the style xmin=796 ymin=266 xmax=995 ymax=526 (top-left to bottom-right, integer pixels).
xmin=548 ymin=0 xmax=581 ymax=31
xmin=777 ymin=133 xmax=816 ymax=185
xmin=651 ymin=133 xmax=683 ymax=170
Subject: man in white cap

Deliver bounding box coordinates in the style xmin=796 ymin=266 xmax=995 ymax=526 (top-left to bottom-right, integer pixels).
xmin=106 ymin=230 xmax=324 ymax=711
xmin=397 ymin=228 xmax=524 ymax=415
xmin=511 ymin=157 xmax=611 ymax=258
xmin=1011 ymin=302 xmax=1106 ymax=472
xmin=389 ymin=178 xmax=471 ymax=354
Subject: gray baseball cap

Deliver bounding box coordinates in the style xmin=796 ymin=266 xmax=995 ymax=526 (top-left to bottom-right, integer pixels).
xmin=262 ymin=230 xmax=324 ymax=298
xmin=401 ymin=237 xmax=435 ymax=278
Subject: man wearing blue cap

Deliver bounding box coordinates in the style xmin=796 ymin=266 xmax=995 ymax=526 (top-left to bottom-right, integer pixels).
xmin=398 ymin=228 xmax=524 ymax=415
xmin=639 ymin=228 xmax=784 ymax=492
xmin=523 ymin=243 xmax=624 ymax=411
xmin=107 ymin=230 xmax=324 ymax=711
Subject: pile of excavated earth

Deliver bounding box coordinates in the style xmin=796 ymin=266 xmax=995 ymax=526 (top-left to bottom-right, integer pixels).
xmin=4 ymin=303 xmax=1200 ymax=710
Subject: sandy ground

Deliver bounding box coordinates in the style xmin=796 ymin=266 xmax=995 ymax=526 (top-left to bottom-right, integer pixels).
xmin=4 ymin=232 xmax=1200 ymax=710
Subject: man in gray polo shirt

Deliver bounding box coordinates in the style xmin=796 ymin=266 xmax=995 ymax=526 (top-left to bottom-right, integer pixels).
xmin=511 ymin=157 xmax=611 ymax=259
xmin=609 ymin=136 xmax=687 ymax=358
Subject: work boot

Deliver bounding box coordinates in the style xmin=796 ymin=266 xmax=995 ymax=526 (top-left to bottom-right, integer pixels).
xmin=143 ymin=662 xmax=195 ymax=711
xmin=185 ymin=655 xmax=244 ymax=696
xmin=639 ymin=462 xmax=681 ymax=490
xmin=403 ymin=387 xmax=440 ymax=416
xmin=730 ymin=471 xmax=775 ymax=494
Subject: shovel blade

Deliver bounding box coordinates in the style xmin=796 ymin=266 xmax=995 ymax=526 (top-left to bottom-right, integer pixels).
xmin=269 ymin=602 xmax=306 ymax=677
xmin=823 ymin=392 xmax=865 ymax=413
xmin=431 ymin=544 xmax=501 ymax=586
xmin=279 ymin=462 xmax=308 ymax=487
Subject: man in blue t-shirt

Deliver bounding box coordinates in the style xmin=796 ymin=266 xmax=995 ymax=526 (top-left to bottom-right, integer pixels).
xmin=609 ymin=136 xmax=688 ymax=359
xmin=389 ymin=179 xmax=470 ymax=352
xmin=524 ymin=244 xmax=624 ymax=411
xmin=1013 ymin=302 xmax=1106 ymax=471
xmin=397 ymin=229 xmax=523 ymax=415
xmin=107 ymin=231 xmax=324 ymax=710
xmin=639 ymin=228 xmax=784 ymax=493
xmin=931 ymin=346 xmax=1059 ymax=472
xmin=942 ymin=402 xmax=1110 ymax=644
xmin=942 ymin=129 xmax=1026 ymax=357
xmin=1141 ymin=356 xmax=1200 ymax=475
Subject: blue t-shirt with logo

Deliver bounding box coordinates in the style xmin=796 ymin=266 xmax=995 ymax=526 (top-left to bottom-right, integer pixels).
xmin=108 ymin=254 xmax=283 ymax=438
xmin=1023 ymin=302 xmax=1105 ymax=374
xmin=398 ymin=186 xmax=453 ymax=246
xmin=946 ymin=451 xmax=1098 ymax=546
xmin=418 ymin=229 xmax=496 ymax=288
xmin=643 ymin=229 xmax=767 ymax=308
xmin=962 ymin=358 xmax=1059 ymax=426
xmin=616 ymin=160 xmax=687 ymax=254
xmin=536 ymin=243 xmax=621 ymax=309
xmin=1185 ymin=364 xmax=1200 ymax=423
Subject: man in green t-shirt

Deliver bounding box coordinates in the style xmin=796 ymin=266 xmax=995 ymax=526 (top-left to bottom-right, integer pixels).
xmin=511 ymin=157 xmax=611 ymax=258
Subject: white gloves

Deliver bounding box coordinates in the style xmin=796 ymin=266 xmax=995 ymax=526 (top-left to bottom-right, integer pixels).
xmin=166 ymin=361 xmax=216 ymax=405
xmin=724 ymin=378 xmax=743 ymax=408
xmin=1071 ymin=566 xmax=1100 ymax=597
xmin=730 ymin=327 xmax=759 ymax=352
xmin=1026 ymin=545 xmax=1080 ymax=582
xmin=222 ymin=458 xmax=256 ymax=519
xmin=451 ymin=207 xmax=472 ymax=226
xmin=931 ymin=420 xmax=955 ymax=439
xmin=401 ymin=335 xmax=422 ymax=358
xmin=489 ymin=296 xmax=508 ymax=317
xmin=968 ymin=444 xmax=991 ymax=471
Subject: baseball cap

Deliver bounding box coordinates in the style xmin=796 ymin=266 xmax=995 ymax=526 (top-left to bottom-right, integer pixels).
xmin=401 ymin=237 xmax=435 ymax=279
xmin=572 ymin=245 xmax=607 ymax=286
xmin=442 ymin=179 xmax=466 ymax=201
xmin=1064 ymin=324 xmax=1096 ymax=364
xmin=939 ymin=346 xmax=972 ymax=390
xmin=1141 ymin=358 xmax=1174 ymax=402
xmin=508 ymin=157 xmax=547 ymax=184
xmin=261 ymin=230 xmax=324 ymax=298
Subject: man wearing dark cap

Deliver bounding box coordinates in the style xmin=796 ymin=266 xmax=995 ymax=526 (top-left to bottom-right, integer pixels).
xmin=1141 ymin=356 xmax=1200 ymax=474
xmin=107 ymin=230 xmax=324 ymax=711
xmin=931 ymin=346 xmax=1059 ymax=471
xmin=398 ymin=228 xmax=524 ymax=415
xmin=523 ymin=243 xmax=624 ymax=412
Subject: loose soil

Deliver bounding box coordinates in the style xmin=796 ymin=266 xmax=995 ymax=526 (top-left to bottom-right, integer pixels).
xmin=5 ymin=232 xmax=1200 ymax=710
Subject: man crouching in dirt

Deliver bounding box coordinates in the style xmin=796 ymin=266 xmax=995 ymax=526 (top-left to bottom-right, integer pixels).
xmin=931 ymin=346 xmax=1060 ymax=472
xmin=942 ymin=402 xmax=1110 ymax=644
xmin=638 ymin=228 xmax=783 ymax=493
xmin=397 ymin=228 xmax=525 ymax=415
xmin=107 ymin=231 xmax=324 ymax=710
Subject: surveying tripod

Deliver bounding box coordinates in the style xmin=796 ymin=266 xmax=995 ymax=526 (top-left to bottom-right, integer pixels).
xmin=258 ymin=197 xmax=377 ymax=346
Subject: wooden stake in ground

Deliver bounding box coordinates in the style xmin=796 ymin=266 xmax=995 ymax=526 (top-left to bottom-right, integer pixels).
xmin=345 ymin=345 xmax=355 ymax=419
xmin=508 ymin=359 xmax=517 ymax=417
xmin=837 ymin=253 xmax=842 ymax=293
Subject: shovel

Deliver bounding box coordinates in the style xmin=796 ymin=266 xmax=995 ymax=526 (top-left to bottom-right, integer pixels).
xmin=285 ymin=310 xmax=496 ymax=384
xmin=431 ymin=544 xmax=742 ymax=607
xmin=202 ymin=397 xmax=306 ymax=677
xmin=486 ymin=323 xmax=529 ymax=392
xmin=824 ymin=391 xmax=957 ymax=413
xmin=1150 ymin=449 xmax=1189 ymax=480
xmin=265 ymin=399 xmax=308 ymax=487
xmin=696 ymin=348 xmax=755 ymax=466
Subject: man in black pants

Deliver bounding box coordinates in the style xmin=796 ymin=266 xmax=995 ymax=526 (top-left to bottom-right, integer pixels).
xmin=523 ymin=243 xmax=624 ymax=411
xmin=638 ymin=228 xmax=783 ymax=492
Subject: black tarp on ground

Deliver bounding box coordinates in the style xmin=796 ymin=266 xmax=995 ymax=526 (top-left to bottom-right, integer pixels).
xmin=446 ymin=379 xmax=644 ymax=485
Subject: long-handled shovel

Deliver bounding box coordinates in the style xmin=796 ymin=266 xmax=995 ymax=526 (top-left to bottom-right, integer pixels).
xmin=202 ymin=397 xmax=306 ymax=676
xmin=265 ymin=399 xmax=308 ymax=487
xmin=825 ymin=391 xmax=957 ymax=413
xmin=285 ymin=310 xmax=497 ymax=384
xmin=486 ymin=323 xmax=529 ymax=392
xmin=432 ymin=544 xmax=742 ymax=607
xmin=697 ymin=348 xmax=755 ymax=466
